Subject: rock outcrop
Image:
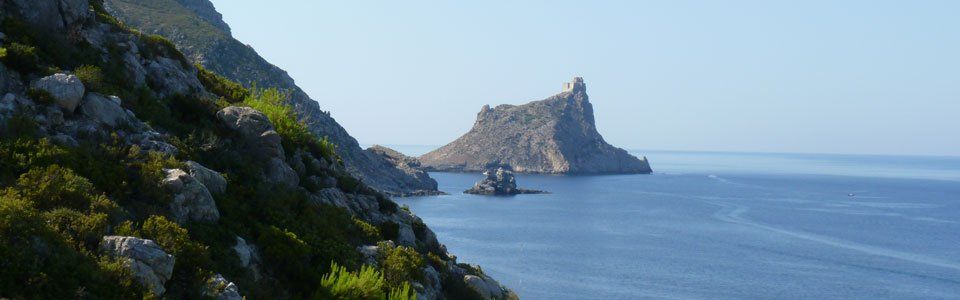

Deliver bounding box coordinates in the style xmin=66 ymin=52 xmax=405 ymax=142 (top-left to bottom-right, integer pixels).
xmin=203 ymin=274 xmax=242 ymax=300
xmin=162 ymin=168 xmax=220 ymax=224
xmin=216 ymin=106 xmax=298 ymax=188
xmin=100 ymin=236 xmax=176 ymax=296
xmin=365 ymin=145 xmax=443 ymax=196
xmin=104 ymin=0 xmax=442 ymax=196
xmin=421 ymin=77 xmax=653 ymax=174
xmin=30 ymin=73 xmax=85 ymax=113
xmin=465 ymin=167 xmax=546 ymax=195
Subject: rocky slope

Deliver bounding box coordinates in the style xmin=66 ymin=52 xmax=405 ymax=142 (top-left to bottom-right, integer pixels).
xmin=102 ymin=0 xmax=440 ymax=196
xmin=0 ymin=1 xmax=510 ymax=299
xmin=421 ymin=77 xmax=653 ymax=174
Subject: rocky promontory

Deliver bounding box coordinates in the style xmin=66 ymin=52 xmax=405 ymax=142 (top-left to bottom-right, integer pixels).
xmin=465 ymin=167 xmax=546 ymax=195
xmin=421 ymin=77 xmax=653 ymax=174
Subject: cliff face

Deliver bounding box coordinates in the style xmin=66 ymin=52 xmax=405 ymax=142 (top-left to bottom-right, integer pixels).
xmin=103 ymin=0 xmax=440 ymax=196
xmin=421 ymin=77 xmax=652 ymax=174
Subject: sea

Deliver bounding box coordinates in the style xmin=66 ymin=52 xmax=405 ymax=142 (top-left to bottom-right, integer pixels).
xmin=385 ymin=146 xmax=960 ymax=299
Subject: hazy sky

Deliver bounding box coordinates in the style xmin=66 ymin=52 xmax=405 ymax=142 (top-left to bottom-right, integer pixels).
xmin=210 ymin=0 xmax=959 ymax=156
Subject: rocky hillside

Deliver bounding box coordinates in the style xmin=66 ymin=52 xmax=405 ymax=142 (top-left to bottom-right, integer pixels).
xmin=102 ymin=0 xmax=440 ymax=196
xmin=0 ymin=1 xmax=510 ymax=299
xmin=421 ymin=77 xmax=652 ymax=174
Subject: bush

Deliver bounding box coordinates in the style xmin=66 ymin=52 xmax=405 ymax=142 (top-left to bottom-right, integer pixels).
xmin=27 ymin=88 xmax=56 ymax=105
xmin=2 ymin=42 xmax=39 ymax=74
xmin=317 ymin=262 xmax=386 ymax=300
xmin=75 ymin=65 xmax=105 ymax=91
xmin=377 ymin=241 xmax=425 ymax=288
xmin=244 ymin=88 xmax=340 ymax=162
xmin=13 ymin=165 xmax=98 ymax=211
xmin=0 ymin=113 xmax=40 ymax=140
xmin=42 ymin=208 xmax=108 ymax=251
xmin=197 ymin=65 xmax=249 ymax=103
xmin=316 ymin=262 xmax=416 ymax=300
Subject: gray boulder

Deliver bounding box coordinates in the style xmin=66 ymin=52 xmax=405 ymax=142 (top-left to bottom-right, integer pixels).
xmin=264 ymin=157 xmax=299 ymax=188
xmin=203 ymin=274 xmax=242 ymax=300
xmin=185 ymin=161 xmax=227 ymax=195
xmin=146 ymin=57 xmax=202 ymax=97
xmin=233 ymin=236 xmax=261 ymax=274
xmin=162 ymin=169 xmax=220 ymax=224
xmin=80 ymin=93 xmax=130 ymax=127
xmin=31 ymin=73 xmax=85 ymax=113
xmin=100 ymin=236 xmax=175 ymax=296
xmin=464 ymin=274 xmax=518 ymax=300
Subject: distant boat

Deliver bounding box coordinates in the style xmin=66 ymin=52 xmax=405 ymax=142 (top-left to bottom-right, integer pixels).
xmin=848 ymin=193 xmax=856 ymax=197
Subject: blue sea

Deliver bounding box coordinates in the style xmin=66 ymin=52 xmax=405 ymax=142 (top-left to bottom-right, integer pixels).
xmin=389 ymin=147 xmax=960 ymax=299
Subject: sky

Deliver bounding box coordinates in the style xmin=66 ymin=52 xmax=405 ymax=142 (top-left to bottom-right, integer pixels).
xmin=210 ymin=0 xmax=959 ymax=156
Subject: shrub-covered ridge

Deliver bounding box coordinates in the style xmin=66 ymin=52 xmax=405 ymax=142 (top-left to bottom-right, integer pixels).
xmin=0 ymin=1 xmax=515 ymax=299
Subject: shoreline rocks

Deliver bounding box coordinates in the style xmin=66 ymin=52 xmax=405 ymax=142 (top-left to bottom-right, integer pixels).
xmin=464 ymin=167 xmax=547 ymax=196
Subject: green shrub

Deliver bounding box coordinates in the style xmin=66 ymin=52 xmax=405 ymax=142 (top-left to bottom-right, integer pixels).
xmin=0 ymin=113 xmax=40 ymax=139
xmin=244 ymin=88 xmax=340 ymax=162
xmin=354 ymin=218 xmax=382 ymax=243
xmin=75 ymin=65 xmax=105 ymax=91
xmin=0 ymin=192 xmax=145 ymax=298
xmin=316 ymin=262 xmax=417 ymax=300
xmin=2 ymin=42 xmax=39 ymax=74
xmin=13 ymin=165 xmax=98 ymax=211
xmin=197 ymin=65 xmax=249 ymax=103
xmin=317 ymin=262 xmax=386 ymax=300
xmin=42 ymin=208 xmax=108 ymax=252
xmin=377 ymin=241 xmax=425 ymax=288
xmin=27 ymin=88 xmax=56 ymax=105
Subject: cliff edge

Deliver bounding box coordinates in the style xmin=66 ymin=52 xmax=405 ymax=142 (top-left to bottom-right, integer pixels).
xmin=421 ymin=77 xmax=652 ymax=174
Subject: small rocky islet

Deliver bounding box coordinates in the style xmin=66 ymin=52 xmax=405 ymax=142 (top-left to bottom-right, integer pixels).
xmin=464 ymin=167 xmax=547 ymax=196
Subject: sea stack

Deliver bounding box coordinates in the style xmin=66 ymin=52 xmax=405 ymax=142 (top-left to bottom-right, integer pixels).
xmin=421 ymin=77 xmax=652 ymax=174
xmin=465 ymin=167 xmax=546 ymax=195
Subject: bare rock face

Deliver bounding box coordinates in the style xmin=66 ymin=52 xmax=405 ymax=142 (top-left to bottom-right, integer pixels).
xmin=100 ymin=236 xmax=176 ymax=296
xmin=216 ymin=106 xmax=298 ymax=188
xmin=464 ymin=274 xmax=519 ymax=300
xmin=185 ymin=161 xmax=227 ymax=195
xmin=365 ymin=145 xmax=443 ymax=196
xmin=421 ymin=77 xmax=652 ymax=174
xmin=79 ymin=93 xmax=131 ymax=128
xmin=30 ymin=73 xmax=85 ymax=113
xmin=464 ymin=167 xmax=545 ymax=195
xmin=163 ymin=168 xmax=220 ymax=224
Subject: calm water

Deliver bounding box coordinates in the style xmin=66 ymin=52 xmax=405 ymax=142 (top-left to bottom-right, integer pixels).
xmin=391 ymin=148 xmax=960 ymax=299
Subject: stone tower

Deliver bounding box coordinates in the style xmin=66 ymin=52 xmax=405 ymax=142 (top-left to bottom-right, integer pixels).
xmin=562 ymin=77 xmax=586 ymax=92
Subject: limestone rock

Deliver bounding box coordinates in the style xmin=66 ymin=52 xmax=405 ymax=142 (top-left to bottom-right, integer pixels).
xmin=203 ymin=274 xmax=242 ymax=300
xmin=464 ymin=167 xmax=546 ymax=195
xmin=146 ymin=57 xmax=202 ymax=97
xmin=232 ymin=237 xmax=261 ymax=280
xmin=100 ymin=236 xmax=175 ymax=296
xmin=464 ymin=274 xmax=518 ymax=300
xmin=421 ymin=77 xmax=653 ymax=174
xmin=30 ymin=73 xmax=85 ymax=113
xmin=162 ymin=169 xmax=220 ymax=224
xmin=80 ymin=93 xmax=130 ymax=127
xmin=7 ymin=0 xmax=90 ymax=31
xmin=365 ymin=145 xmax=443 ymax=196
xmin=217 ymin=106 xmax=298 ymax=187
xmin=185 ymin=161 xmax=227 ymax=195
